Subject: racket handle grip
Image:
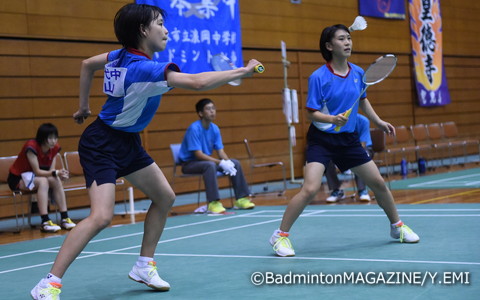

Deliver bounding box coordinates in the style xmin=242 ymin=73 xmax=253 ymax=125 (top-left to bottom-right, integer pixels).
xmin=334 ymin=109 xmax=352 ymax=132
xmin=254 ymin=64 xmax=265 ymax=73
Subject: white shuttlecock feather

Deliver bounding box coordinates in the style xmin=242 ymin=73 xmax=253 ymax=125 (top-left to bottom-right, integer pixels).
xmin=349 ymin=16 xmax=367 ymax=32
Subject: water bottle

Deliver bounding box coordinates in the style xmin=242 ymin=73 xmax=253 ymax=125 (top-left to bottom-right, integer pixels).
xmin=400 ymin=158 xmax=408 ymax=178
xmin=418 ymin=158 xmax=426 ymax=174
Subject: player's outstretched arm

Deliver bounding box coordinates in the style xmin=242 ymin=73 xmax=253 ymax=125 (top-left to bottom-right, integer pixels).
xmin=73 ymin=53 xmax=108 ymax=124
xmin=166 ymin=59 xmax=262 ymax=91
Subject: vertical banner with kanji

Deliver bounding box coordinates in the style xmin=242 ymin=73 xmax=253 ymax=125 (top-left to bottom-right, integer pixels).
xmin=409 ymin=0 xmax=451 ymax=106
xmin=136 ymin=0 xmax=242 ymax=73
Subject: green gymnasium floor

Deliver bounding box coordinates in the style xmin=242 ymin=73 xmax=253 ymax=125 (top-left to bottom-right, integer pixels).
xmin=389 ymin=167 xmax=480 ymax=189
xmin=1 ymin=203 xmax=479 ymax=299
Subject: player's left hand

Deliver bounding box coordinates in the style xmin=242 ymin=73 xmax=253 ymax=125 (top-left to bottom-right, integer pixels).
xmin=378 ymin=121 xmax=395 ymax=136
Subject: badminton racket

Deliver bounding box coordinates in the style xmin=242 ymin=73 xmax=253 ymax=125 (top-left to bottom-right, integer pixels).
xmin=334 ymin=54 xmax=397 ymax=132
xmin=211 ymin=54 xmax=264 ymax=86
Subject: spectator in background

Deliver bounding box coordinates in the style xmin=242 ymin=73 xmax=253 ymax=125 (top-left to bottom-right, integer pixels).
xmin=8 ymin=123 xmax=76 ymax=233
xmin=179 ymin=98 xmax=255 ymax=213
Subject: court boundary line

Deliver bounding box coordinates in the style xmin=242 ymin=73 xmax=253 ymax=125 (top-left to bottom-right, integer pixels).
xmin=0 ymin=210 xmax=268 ymax=261
xmin=75 ymin=251 xmax=480 ymax=266
xmin=411 ymin=190 xmax=480 ymax=204
xmin=406 ymin=173 xmax=480 ymax=188
xmin=0 ymin=209 xmax=301 ymax=274
xmin=1 ymin=207 xmax=479 ymax=261
xmin=1 ymin=207 xmax=479 ymax=274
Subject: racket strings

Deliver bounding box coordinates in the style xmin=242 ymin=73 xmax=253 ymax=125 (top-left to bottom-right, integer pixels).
xmin=364 ymin=57 xmax=397 ymax=84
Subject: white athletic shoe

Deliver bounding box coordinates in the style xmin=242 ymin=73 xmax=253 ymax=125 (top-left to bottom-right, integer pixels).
xmin=128 ymin=261 xmax=170 ymax=291
xmin=390 ymin=222 xmax=420 ymax=243
xmin=40 ymin=220 xmax=61 ymax=233
xmin=269 ymin=232 xmax=295 ymax=257
xmin=358 ymin=189 xmax=371 ymax=202
xmin=326 ymin=189 xmax=345 ymax=203
xmin=60 ymin=218 xmax=76 ymax=230
xmin=31 ymin=278 xmax=62 ymax=300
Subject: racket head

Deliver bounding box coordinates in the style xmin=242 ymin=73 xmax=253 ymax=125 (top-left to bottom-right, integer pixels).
xmin=211 ymin=54 xmax=242 ymax=86
xmin=363 ymin=54 xmax=397 ymax=85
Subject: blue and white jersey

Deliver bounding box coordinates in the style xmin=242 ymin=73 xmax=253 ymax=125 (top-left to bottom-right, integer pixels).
xmin=178 ymin=120 xmax=223 ymax=162
xmin=99 ymin=48 xmax=180 ymax=132
xmin=306 ymin=62 xmax=366 ymax=133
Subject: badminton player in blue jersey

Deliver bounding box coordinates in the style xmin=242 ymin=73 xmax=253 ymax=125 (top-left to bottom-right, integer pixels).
xmin=31 ymin=3 xmax=262 ymax=299
xmin=269 ymin=24 xmax=419 ymax=257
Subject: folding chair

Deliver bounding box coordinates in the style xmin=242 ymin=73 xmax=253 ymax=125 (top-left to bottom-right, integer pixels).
xmin=0 ymin=156 xmax=25 ymax=232
xmin=409 ymin=124 xmax=438 ymax=170
xmin=441 ymin=121 xmax=480 ymax=165
xmin=243 ymin=139 xmax=287 ymax=196
xmin=169 ymin=144 xmax=233 ymax=209
xmin=385 ymin=126 xmax=417 ymax=177
xmin=425 ymin=123 xmax=453 ymax=167
xmin=370 ymin=128 xmax=391 ymax=188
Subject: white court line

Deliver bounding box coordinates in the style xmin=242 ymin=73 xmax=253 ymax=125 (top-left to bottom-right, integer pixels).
xmin=0 ymin=210 xmax=289 ymax=274
xmin=238 ymin=214 xmax=480 ymax=218
xmin=78 ymin=252 xmax=480 ymax=267
xmin=0 ymin=210 xmax=266 ymax=261
xmin=0 ymin=208 xmax=477 ymax=274
xmin=0 ymin=210 xmax=328 ymax=274
xmin=407 ymin=173 xmax=480 ymax=188
xmin=259 ymin=208 xmax=480 ymax=212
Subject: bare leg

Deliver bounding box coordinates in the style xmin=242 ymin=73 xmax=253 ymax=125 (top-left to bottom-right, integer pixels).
xmin=125 ymin=163 xmax=175 ymax=258
xmin=351 ymin=161 xmax=399 ymax=223
xmin=49 ymin=182 xmax=116 ymax=278
xmin=279 ymin=162 xmax=325 ymax=232
xmin=21 ymin=177 xmax=50 ymax=216
xmin=48 ymin=177 xmax=68 ymax=212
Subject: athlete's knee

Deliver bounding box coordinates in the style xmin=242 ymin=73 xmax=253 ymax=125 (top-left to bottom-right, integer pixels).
xmin=300 ymin=185 xmax=319 ymax=201
xmin=368 ymin=178 xmax=388 ymax=192
xmin=89 ymin=212 xmax=113 ymax=229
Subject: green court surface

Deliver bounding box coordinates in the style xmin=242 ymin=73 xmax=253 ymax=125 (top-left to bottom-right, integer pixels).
xmin=1 ymin=204 xmax=479 ymax=299
xmin=389 ymin=168 xmax=480 ymax=189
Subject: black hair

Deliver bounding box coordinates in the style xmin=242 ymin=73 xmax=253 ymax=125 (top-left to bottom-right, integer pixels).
xmin=114 ymin=3 xmax=166 ymax=49
xmin=319 ymin=24 xmax=350 ymax=62
xmin=196 ymin=98 xmax=214 ymax=113
xmin=35 ymin=123 xmax=59 ymax=145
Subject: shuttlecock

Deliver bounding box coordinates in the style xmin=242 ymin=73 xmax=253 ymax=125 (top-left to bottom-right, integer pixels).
xmin=349 ymin=16 xmax=367 ymax=32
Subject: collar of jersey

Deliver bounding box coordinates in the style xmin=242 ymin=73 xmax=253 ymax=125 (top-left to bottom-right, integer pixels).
xmin=326 ymin=62 xmax=351 ymax=78
xmin=127 ymin=48 xmax=151 ymax=60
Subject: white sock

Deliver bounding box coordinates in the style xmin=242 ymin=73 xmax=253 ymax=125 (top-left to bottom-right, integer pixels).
xmin=46 ymin=273 xmax=62 ymax=284
xmin=136 ymin=256 xmax=153 ymax=268
xmin=274 ymin=229 xmax=288 ymax=236
xmin=391 ymin=220 xmax=403 ymax=227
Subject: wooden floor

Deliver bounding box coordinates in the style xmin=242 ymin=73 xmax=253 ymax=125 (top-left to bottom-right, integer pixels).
xmin=1 ymin=163 xmax=479 ymax=245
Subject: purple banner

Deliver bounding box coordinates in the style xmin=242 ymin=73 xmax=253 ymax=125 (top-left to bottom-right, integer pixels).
xmin=359 ymin=0 xmax=406 ymax=19
xmin=409 ymin=0 xmax=451 ymax=106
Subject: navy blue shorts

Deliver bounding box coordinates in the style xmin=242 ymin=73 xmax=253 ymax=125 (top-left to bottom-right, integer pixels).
xmin=78 ymin=118 xmax=154 ymax=188
xmin=305 ymin=124 xmax=371 ymax=172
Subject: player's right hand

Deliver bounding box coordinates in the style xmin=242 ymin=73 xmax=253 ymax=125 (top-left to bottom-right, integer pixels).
xmin=244 ymin=59 xmax=262 ymax=76
xmin=332 ymin=113 xmax=348 ymax=126
xmin=73 ymin=109 xmax=91 ymax=124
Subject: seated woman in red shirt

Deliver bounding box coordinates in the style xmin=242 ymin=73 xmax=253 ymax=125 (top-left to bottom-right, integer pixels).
xmin=8 ymin=123 xmax=76 ymax=233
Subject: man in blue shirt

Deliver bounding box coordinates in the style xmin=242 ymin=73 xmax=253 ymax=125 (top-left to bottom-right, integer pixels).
xmin=179 ymin=98 xmax=254 ymax=213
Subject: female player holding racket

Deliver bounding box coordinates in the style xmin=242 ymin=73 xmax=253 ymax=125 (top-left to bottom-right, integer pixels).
xmin=270 ymin=24 xmax=419 ymax=257
xmin=31 ymin=3 xmax=262 ymax=299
